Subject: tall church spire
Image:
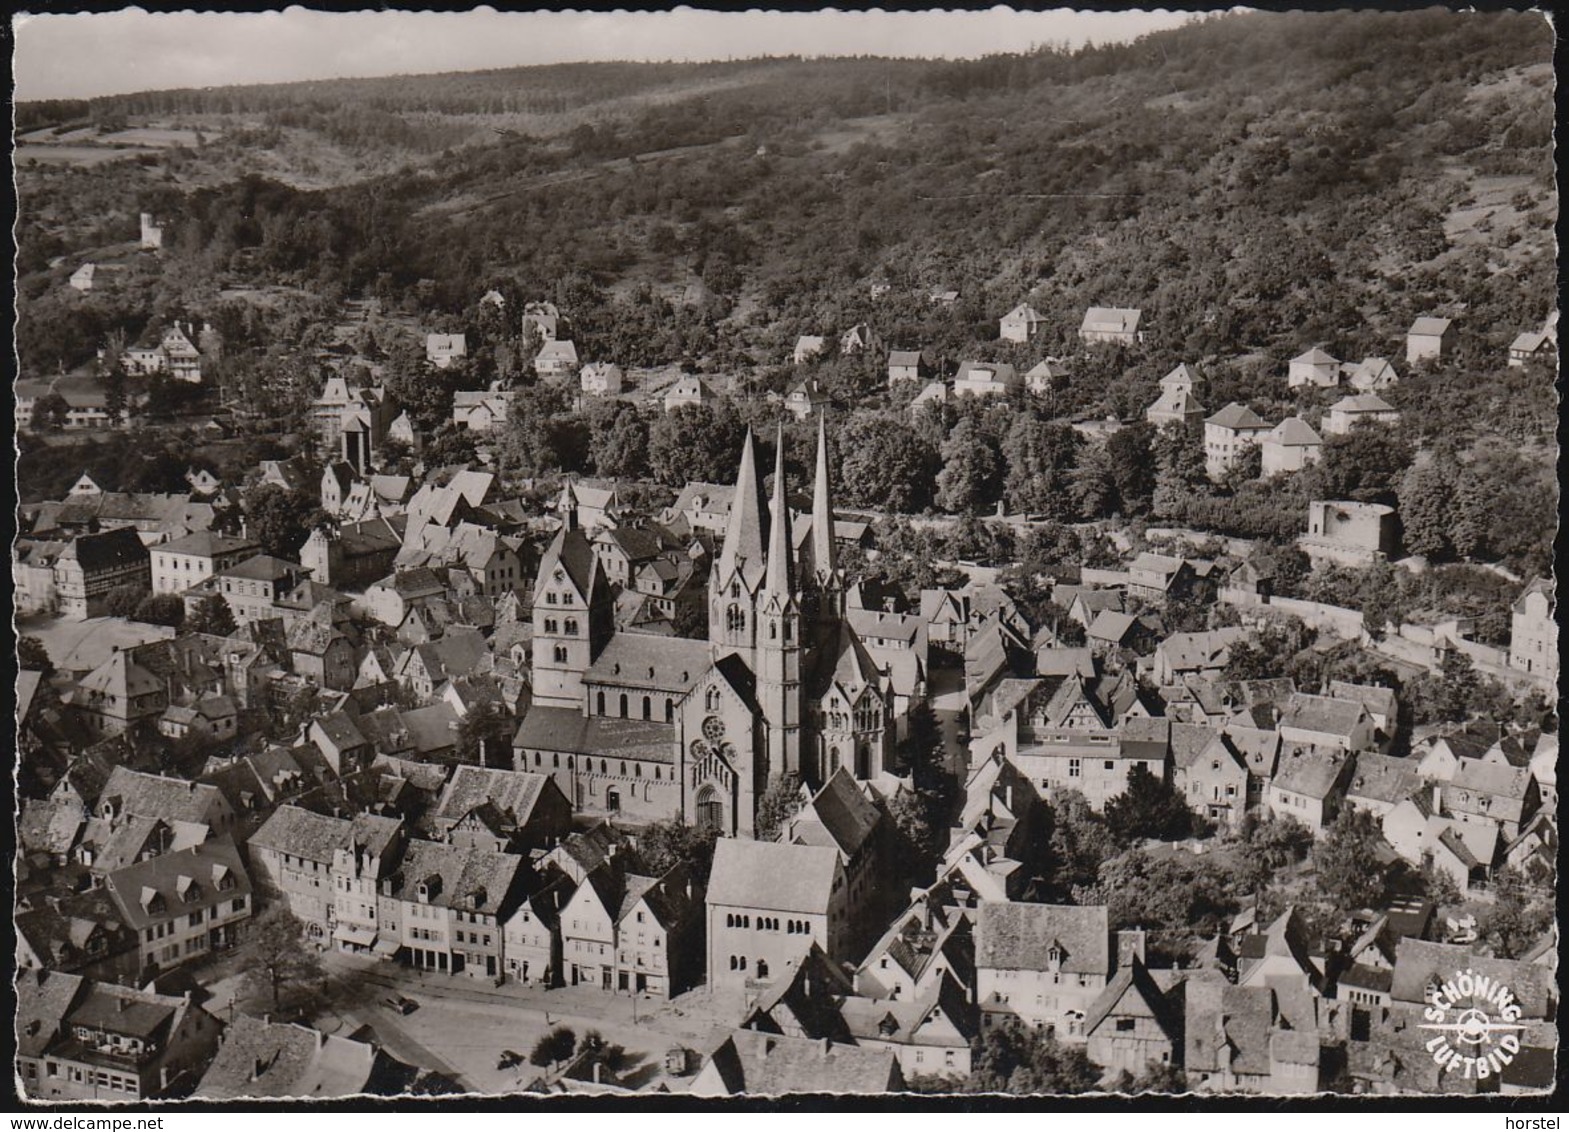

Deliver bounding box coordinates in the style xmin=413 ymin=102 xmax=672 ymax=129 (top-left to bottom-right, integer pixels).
xmin=765 ymin=424 xmax=796 ymax=596
xmin=811 ymin=413 xmax=837 ymax=580
xmin=756 ymin=422 xmax=802 ymax=783
xmin=716 ymin=428 xmax=769 ymax=589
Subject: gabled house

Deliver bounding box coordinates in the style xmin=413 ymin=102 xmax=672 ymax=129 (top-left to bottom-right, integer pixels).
xmin=662 ymin=374 xmax=715 ymax=413
xmin=953 ymin=361 xmax=1020 ymax=398
xmin=1084 ymin=956 xmax=1182 ymax=1080
xmin=974 ymin=902 xmax=1114 ymax=1041
xmin=1279 ymin=693 xmax=1376 ymax=752
xmin=193 ymin=1015 xmax=414 ymax=1100
xmin=1444 ymin=757 xmax=1538 ymax=841
xmin=53 ymin=527 xmax=151 ymax=620
xmin=426 ymin=333 xmax=467 ymax=369
xmin=793 ymin=335 xmax=826 ymax=365
xmin=1287 ymin=347 xmax=1340 ymax=389
xmin=784 ymin=378 xmax=831 ymax=420
xmin=1080 ymin=307 xmax=1143 ymax=346
xmin=16 ymin=970 xmax=223 ymax=1101
xmin=1267 ymin=745 xmax=1352 ymax=835
xmin=707 ymin=838 xmax=850 ymax=990
xmin=887 ymin=350 xmax=929 ymax=387
xmin=1508 ymin=577 xmax=1557 ymax=688
xmin=580 ymin=362 xmax=624 ymax=395
xmin=535 ymin=339 xmax=580 ymax=380
xmin=431 ymin=766 xmax=573 ymax=853
xmin=1406 ymin=317 xmax=1451 ymax=365
xmin=102 ymin=837 xmax=253 ymax=976
xmin=1145 ymin=386 xmax=1205 ymax=431
xmin=1343 ymin=752 xmax=1423 ymax=819
xmin=1343 ymin=356 xmax=1398 ymax=392
xmin=1235 ymin=906 xmax=1322 ymax=993
xmin=690 ymin=1029 xmax=903 ymax=1096
xmin=1508 ymin=328 xmax=1556 ymax=368
xmin=840 ymin=323 xmax=879 ymax=356
xmin=1151 ymin=628 xmax=1246 ymax=686
xmin=1259 ymin=417 xmax=1323 ymax=476
xmin=780 ymin=769 xmax=885 ymax=949
xmin=1024 ymin=358 xmax=1071 ymax=396
xmin=560 ymin=859 xmax=702 ymax=999
xmin=1173 ymin=731 xmax=1249 ymax=831
xmin=1203 ymin=403 xmax=1271 ymax=479
xmin=1323 ymin=393 xmax=1399 ymax=436
xmin=841 ymin=972 xmax=979 ymax=1080
xmin=999 ymin=302 xmax=1045 ymax=343
xmin=1182 ymin=977 xmax=1320 ymax=1093
xmin=501 ymin=871 xmax=573 ymax=987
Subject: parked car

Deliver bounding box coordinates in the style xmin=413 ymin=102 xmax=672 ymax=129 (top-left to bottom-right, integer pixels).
xmin=384 ymin=995 xmax=418 ymax=1015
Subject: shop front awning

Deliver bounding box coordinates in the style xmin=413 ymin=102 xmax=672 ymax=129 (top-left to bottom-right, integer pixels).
xmin=372 ymin=935 xmax=402 ymax=956
xmin=333 ymin=925 xmax=378 ymax=947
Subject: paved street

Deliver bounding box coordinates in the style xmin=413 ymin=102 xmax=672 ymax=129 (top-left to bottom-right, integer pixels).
xmin=929 ymin=663 xmax=970 ymax=783
xmin=301 ymin=951 xmax=741 ymax=1093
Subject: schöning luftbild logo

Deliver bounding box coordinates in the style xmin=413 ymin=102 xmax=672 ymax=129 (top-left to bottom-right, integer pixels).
xmin=1420 ymin=967 xmax=1527 ymax=1079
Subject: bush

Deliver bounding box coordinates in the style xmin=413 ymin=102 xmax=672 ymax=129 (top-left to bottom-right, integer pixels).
xmin=530 ymin=1026 xmax=577 ymax=1068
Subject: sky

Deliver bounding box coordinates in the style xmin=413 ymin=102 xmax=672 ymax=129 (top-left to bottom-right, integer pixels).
xmin=12 ymin=7 xmax=1196 ymax=102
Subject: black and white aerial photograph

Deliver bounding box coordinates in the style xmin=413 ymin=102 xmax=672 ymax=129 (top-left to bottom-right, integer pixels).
xmin=10 ymin=4 xmax=1559 ymax=1104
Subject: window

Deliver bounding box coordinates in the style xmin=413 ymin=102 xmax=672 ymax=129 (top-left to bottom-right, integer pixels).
xmin=553 ymin=645 xmax=568 ymax=664
xmin=1115 ymin=1018 xmax=1136 ymax=1033
xmin=1068 ymin=759 xmax=1081 ymax=778
xmin=1104 ymin=760 xmax=1115 ymax=771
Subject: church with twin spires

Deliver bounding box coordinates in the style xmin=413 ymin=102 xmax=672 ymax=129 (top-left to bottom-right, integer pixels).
xmin=511 ymin=419 xmax=895 ymax=838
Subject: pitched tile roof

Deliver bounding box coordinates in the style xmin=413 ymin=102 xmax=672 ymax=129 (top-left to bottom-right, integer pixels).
xmin=98 ymin=766 xmax=225 ymax=824
xmin=1346 ymin=752 xmax=1421 ymax=806
xmin=195 ymin=1015 xmax=379 ymax=1099
xmin=974 ymin=902 xmax=1109 ymax=975
xmin=103 ymin=836 xmax=252 ymax=930
xmin=434 ymin=766 xmax=550 ymax=831
xmin=1390 ymin=939 xmax=1551 ymax=1019
xmin=707 ymin=838 xmax=841 ymax=914
xmin=249 ymin=806 xmax=357 ymax=864
xmin=584 ymin=632 xmax=711 ymax=692
xmin=697 ymin=1029 xmax=899 ymax=1096
xmin=1268 ymin=416 xmax=1323 ymax=447
xmin=1271 ymin=745 xmax=1349 ymax=799
xmin=788 ymin=768 xmax=881 ymax=860
xmin=1206 ymin=402 xmax=1268 ymax=430
xmin=512 ymin=705 xmax=677 ymax=763
xmin=1281 ymin=692 xmax=1368 ymax=739
xmin=389 ymin=839 xmax=525 ymax=915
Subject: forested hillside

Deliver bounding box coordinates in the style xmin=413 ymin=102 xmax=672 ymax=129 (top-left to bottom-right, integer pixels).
xmin=14 ymin=9 xmax=1556 ymax=581
xmin=19 ymin=10 xmax=1553 ymax=361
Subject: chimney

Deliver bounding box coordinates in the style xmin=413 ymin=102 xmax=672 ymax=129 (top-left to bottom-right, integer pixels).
xmin=1117 ymin=928 xmax=1147 ymax=970
xmin=819 ymin=1037 xmax=831 ymax=1059
xmin=1432 ymin=783 xmax=1442 ymax=813
xmin=592 ymin=1061 xmax=602 ymax=1085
